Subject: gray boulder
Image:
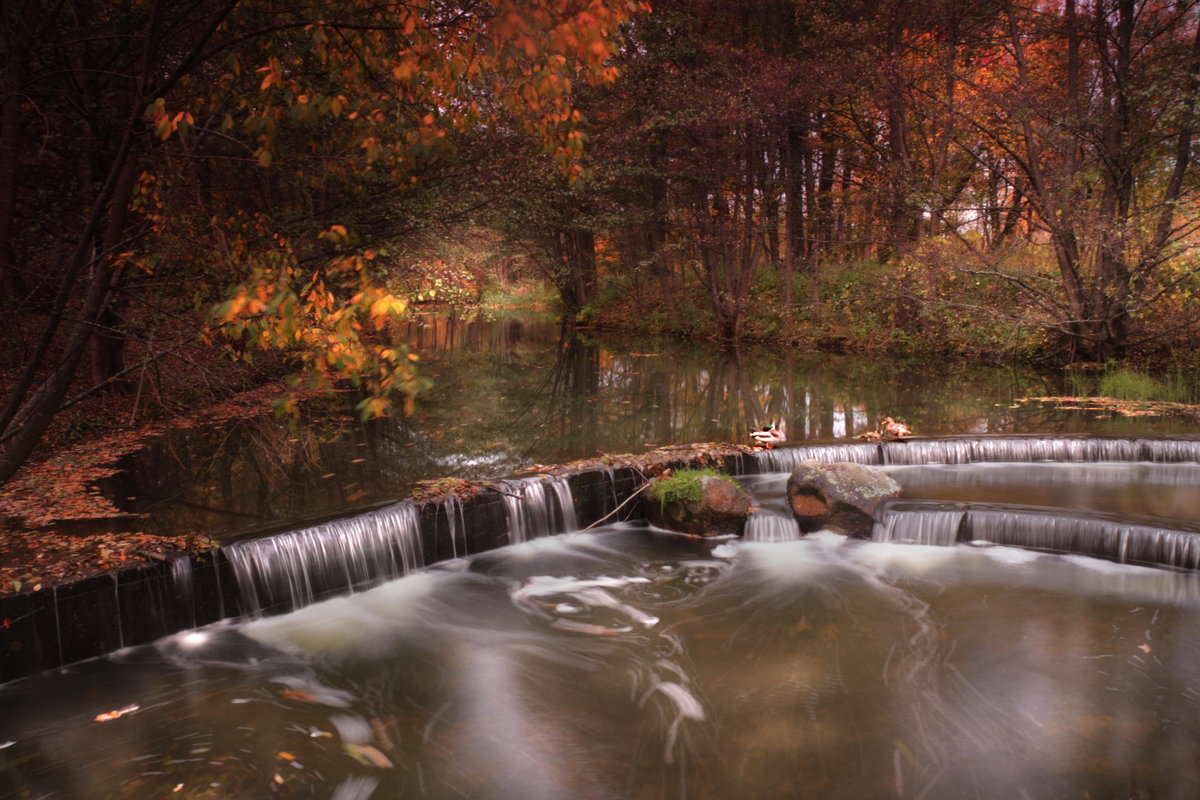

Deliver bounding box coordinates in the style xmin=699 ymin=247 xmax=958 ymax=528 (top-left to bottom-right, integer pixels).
xmin=786 ymin=461 xmax=901 ymax=537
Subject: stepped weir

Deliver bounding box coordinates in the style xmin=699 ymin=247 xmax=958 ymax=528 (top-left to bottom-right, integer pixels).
xmin=3 ymin=435 xmax=1200 ymax=684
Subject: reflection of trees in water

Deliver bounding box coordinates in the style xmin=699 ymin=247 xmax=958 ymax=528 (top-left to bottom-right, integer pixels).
xmin=539 ymin=334 xmax=1059 ymax=445
xmin=401 ymin=312 xmax=559 ymax=354
xmin=539 ymin=331 xmax=601 ymax=458
xmin=107 ymin=411 xmax=444 ymax=538
xmin=101 ymin=316 xmax=1083 ymax=538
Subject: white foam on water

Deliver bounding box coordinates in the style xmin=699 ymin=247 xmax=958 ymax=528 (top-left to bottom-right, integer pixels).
xmin=242 ymin=571 xmax=441 ymax=657
xmin=845 ymin=541 xmax=964 ymax=579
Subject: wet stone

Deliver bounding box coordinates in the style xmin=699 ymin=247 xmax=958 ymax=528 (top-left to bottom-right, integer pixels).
xmin=787 ymin=461 xmax=902 ymax=537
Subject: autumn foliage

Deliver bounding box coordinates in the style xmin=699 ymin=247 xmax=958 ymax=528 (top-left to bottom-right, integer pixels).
xmin=2 ymin=0 xmax=1199 ymax=488
xmin=0 ymin=0 xmax=648 ymax=482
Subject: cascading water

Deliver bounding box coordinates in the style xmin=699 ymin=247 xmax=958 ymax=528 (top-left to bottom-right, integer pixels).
xmin=756 ymin=435 xmax=1200 ymax=471
xmin=873 ymin=500 xmax=1200 ymax=570
xmin=12 ymin=435 xmax=1200 ymax=798
xmin=750 ymin=436 xmax=1200 ymax=572
xmin=498 ymin=475 xmax=581 ymax=543
xmin=743 ymin=511 xmax=804 ymax=543
xmin=224 ymin=501 xmax=423 ymax=616
xmin=10 ymin=526 xmax=1200 ymax=799
xmin=223 ymin=474 xmax=587 ymax=619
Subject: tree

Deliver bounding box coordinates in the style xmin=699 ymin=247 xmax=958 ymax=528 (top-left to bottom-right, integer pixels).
xmin=0 ymin=0 xmax=647 ymax=484
xmin=946 ymin=0 xmax=1200 ymax=360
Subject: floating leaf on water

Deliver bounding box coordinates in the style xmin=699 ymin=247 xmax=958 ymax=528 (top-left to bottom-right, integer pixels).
xmin=343 ymin=743 xmax=394 ymax=768
xmin=94 ymin=704 xmax=139 ymax=722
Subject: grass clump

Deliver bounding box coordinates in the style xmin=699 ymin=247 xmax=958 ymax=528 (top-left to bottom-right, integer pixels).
xmin=1098 ymin=368 xmax=1190 ymax=402
xmin=653 ymin=468 xmax=733 ymax=507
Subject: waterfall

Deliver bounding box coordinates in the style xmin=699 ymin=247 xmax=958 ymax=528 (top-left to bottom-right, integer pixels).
xmin=743 ymin=511 xmax=804 ymax=543
xmin=225 ymin=501 xmax=424 ymax=617
xmin=498 ymin=475 xmax=581 ymax=543
xmin=758 ymin=436 xmax=1200 ymax=472
xmin=873 ymin=500 xmax=1200 ymax=570
xmin=756 ymin=442 xmax=881 ymax=471
xmin=171 ymin=557 xmax=195 ymax=630
xmin=873 ymin=502 xmax=968 ymax=546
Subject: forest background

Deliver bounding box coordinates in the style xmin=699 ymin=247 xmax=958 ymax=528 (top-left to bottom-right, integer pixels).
xmin=2 ymin=0 xmax=1200 ymax=488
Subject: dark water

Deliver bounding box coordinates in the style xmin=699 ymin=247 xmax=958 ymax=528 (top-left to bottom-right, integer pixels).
xmin=4 ymin=529 xmax=1200 ymax=799
xmin=99 ymin=313 xmax=1200 ymax=539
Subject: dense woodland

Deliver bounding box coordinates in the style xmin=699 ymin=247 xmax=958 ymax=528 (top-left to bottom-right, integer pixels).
xmin=1 ymin=0 xmax=1199 ymax=483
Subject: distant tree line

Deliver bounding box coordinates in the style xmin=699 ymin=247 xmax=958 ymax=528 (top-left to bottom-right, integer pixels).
xmin=493 ymin=0 xmax=1200 ymax=362
xmin=1 ymin=0 xmax=1197 ymax=484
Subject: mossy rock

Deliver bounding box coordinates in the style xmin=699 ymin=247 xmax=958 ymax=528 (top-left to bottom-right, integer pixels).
xmin=641 ymin=469 xmax=751 ymax=537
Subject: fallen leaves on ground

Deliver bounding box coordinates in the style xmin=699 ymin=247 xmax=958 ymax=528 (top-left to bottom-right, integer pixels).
xmin=0 ymin=527 xmax=207 ymax=592
xmin=0 ymin=383 xmax=312 ymax=597
xmin=412 ymin=477 xmax=493 ymax=504
xmin=1013 ymin=396 xmax=1200 ymax=418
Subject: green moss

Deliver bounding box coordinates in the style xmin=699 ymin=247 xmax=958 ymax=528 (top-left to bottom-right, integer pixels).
xmin=652 ymin=468 xmax=738 ymax=507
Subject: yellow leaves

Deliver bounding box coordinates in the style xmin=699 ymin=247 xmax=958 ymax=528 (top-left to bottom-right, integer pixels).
xmin=144 ymin=99 xmax=195 ymax=141
xmin=357 ymin=396 xmax=391 ymax=419
xmin=272 ymin=394 xmax=300 ymax=418
xmin=369 ymin=293 xmax=407 ymax=328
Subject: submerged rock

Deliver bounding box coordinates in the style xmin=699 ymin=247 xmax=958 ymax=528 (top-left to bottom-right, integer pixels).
xmin=787 ymin=461 xmax=901 ymax=537
xmin=642 ymin=469 xmax=751 ymax=537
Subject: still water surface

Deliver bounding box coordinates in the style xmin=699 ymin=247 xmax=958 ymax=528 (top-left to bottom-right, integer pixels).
xmin=102 ymin=313 xmax=1200 ymax=539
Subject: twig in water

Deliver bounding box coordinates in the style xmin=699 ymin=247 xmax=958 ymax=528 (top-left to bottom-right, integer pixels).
xmin=582 ymin=480 xmax=653 ymax=532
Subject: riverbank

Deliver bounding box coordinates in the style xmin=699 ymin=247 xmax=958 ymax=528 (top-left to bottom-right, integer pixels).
xmin=0 ymin=383 xmax=309 ymax=593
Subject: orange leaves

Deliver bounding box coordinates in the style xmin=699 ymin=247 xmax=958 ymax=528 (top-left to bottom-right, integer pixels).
xmin=94 ymin=705 xmax=140 ymax=723
xmin=368 ymin=293 xmax=407 ymax=328
xmin=258 ymin=56 xmax=284 ymax=91
xmin=211 ymin=220 xmax=426 ymax=423
xmin=319 ymin=224 xmax=352 ymax=246
xmin=144 ymin=98 xmax=194 ymax=142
